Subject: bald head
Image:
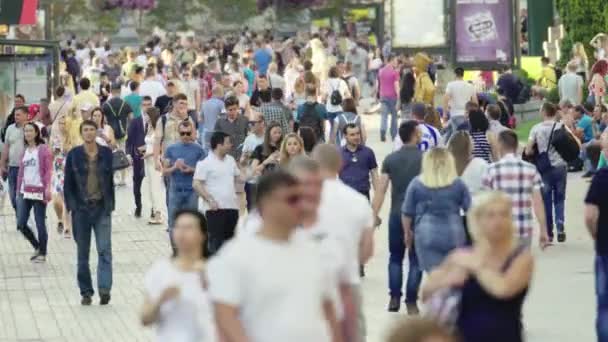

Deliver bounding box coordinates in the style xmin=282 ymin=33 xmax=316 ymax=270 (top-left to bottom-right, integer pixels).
xmin=312 ymin=144 xmax=342 ymax=174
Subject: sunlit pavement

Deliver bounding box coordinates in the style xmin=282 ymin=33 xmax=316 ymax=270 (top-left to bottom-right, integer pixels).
xmin=0 ymin=113 xmax=595 ymax=341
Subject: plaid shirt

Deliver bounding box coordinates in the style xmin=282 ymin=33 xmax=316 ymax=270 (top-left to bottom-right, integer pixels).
xmin=260 ymin=101 xmax=292 ymax=135
xmin=482 ymin=153 xmax=543 ymax=239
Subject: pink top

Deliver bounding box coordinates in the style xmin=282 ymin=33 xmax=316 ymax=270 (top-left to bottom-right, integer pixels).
xmin=378 ymin=65 xmax=400 ymax=99
xmin=16 ymin=144 xmax=53 ymax=203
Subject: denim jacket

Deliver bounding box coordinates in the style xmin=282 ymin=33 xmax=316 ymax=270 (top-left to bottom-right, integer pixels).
xmin=64 ymin=144 xmax=115 ymax=213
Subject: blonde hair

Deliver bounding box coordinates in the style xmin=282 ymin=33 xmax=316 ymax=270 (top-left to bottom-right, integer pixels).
xmin=573 ymin=42 xmax=588 ymax=63
xmin=419 ymin=148 xmax=458 ymax=188
xmin=280 ymin=133 xmax=304 ymax=166
xmin=467 ymin=191 xmax=515 ymax=244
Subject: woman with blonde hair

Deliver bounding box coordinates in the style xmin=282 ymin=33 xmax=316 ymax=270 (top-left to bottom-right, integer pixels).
xmin=447 ymin=131 xmax=488 ymax=195
xmin=279 ymin=133 xmax=304 ymax=167
xmin=572 ymin=42 xmax=589 ymax=81
xmin=402 ymin=147 xmax=471 ymax=272
xmin=422 ymin=191 xmax=533 ymax=342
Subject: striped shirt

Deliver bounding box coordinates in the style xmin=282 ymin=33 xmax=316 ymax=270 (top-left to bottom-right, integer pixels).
xmin=471 ymin=130 xmax=493 ymax=163
xmin=482 ymin=153 xmax=543 ymax=239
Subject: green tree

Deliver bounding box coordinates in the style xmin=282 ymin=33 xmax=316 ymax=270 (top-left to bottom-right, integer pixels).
xmin=556 ymin=0 xmax=608 ymax=67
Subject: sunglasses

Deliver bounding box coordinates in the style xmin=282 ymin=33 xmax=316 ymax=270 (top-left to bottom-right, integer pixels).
xmin=179 ymin=131 xmax=192 ymax=136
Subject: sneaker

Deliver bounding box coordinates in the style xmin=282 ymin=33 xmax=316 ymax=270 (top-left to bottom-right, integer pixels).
xmin=57 ymin=222 xmax=64 ymax=234
xmin=134 ymin=207 xmax=142 ymax=218
xmin=32 ymin=255 xmax=46 ymax=263
xmin=81 ymin=296 xmax=92 ymax=306
xmin=406 ymin=302 xmax=420 ymax=315
xmin=388 ymin=297 xmax=400 ymax=312
xmin=30 ymin=250 xmax=40 ymax=261
xmin=100 ymin=294 xmax=111 ymax=305
xmin=557 ymin=231 xmax=566 ymax=243
xmin=582 ymin=171 xmax=595 ymax=178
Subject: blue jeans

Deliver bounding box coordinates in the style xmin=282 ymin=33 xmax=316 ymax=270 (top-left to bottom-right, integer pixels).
xmin=388 ymin=212 xmax=423 ymax=302
xmin=72 ymin=204 xmax=112 ymax=297
xmin=380 ymin=98 xmax=398 ymax=140
xmin=327 ymin=112 xmax=340 ymax=142
xmin=541 ymin=165 xmax=567 ymax=237
xmin=16 ymin=196 xmax=47 ymax=254
xmin=167 ymin=187 xmax=198 ymax=233
xmin=596 ymin=254 xmax=608 ymax=341
xmin=7 ymin=166 xmax=19 ymax=212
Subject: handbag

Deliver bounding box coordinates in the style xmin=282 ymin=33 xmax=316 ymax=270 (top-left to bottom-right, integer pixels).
xmin=424 ymin=287 xmax=462 ymax=330
xmin=535 ymin=122 xmax=557 ymax=174
xmin=112 ymin=150 xmax=130 ymax=171
xmin=23 ymin=185 xmax=44 ymax=201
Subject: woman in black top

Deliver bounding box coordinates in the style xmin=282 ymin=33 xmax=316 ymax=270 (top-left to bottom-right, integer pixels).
xmin=422 ymin=191 xmax=533 ymax=342
xmin=250 ymin=122 xmax=283 ymax=175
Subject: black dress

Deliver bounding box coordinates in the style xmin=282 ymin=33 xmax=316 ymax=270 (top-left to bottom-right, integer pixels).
xmin=457 ymin=245 xmax=528 ymax=342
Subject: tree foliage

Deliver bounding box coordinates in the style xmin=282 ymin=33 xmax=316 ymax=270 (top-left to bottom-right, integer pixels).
xmin=556 ymin=0 xmax=608 ymax=66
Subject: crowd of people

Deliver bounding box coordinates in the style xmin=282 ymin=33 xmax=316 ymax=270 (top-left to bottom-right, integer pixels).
xmin=0 ymin=26 xmax=607 ymax=342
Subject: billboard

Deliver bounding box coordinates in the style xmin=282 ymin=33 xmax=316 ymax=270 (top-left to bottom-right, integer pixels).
xmin=453 ymin=0 xmax=516 ymax=67
xmin=342 ymin=4 xmax=383 ymax=47
xmin=0 ymin=0 xmax=38 ymax=25
xmin=392 ymin=0 xmax=446 ymax=48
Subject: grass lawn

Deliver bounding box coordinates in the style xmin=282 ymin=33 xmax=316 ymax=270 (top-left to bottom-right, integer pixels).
xmin=515 ymin=118 xmax=542 ymax=142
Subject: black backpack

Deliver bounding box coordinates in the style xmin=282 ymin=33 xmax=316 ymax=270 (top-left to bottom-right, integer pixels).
xmin=551 ymin=125 xmax=580 ymax=163
xmin=299 ymin=102 xmax=324 ymax=142
xmin=329 ymin=81 xmax=343 ymax=106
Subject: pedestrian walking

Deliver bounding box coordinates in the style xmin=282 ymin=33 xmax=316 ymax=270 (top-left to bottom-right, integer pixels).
xmin=250 ymin=122 xmax=283 ymax=176
xmin=279 ymin=133 xmax=304 ymax=167
xmin=193 ymin=131 xmax=241 ymax=255
xmin=214 ymin=96 xmax=249 ymax=160
xmin=402 ymin=148 xmax=471 ymax=272
xmin=126 ymin=101 xmax=147 ymax=218
xmin=16 ymin=122 xmax=52 ymax=263
xmin=387 ymin=317 xmax=457 ymax=342
xmin=50 ymin=115 xmax=73 ymax=237
xmin=377 ymin=55 xmax=400 ymax=142
xmin=448 ymin=131 xmax=488 ymax=195
xmin=240 ymin=112 xmax=265 ymax=211
xmin=142 ymin=107 xmax=163 ymax=224
xmin=331 ymin=97 xmax=366 ymax=146
xmin=141 ymin=209 xmax=217 ymax=342
xmin=469 ymin=109 xmax=497 ymax=163
xmin=64 ymin=119 xmax=115 ymax=305
xmin=1 ymin=106 xmax=28 ymax=222
xmin=422 ymin=191 xmax=533 ymax=342
xmin=393 ymin=103 xmax=443 ymax=152
xmin=339 ymin=124 xmax=378 ymax=200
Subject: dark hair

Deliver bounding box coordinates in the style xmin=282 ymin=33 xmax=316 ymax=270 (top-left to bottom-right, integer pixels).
xmin=80 ymin=119 xmax=98 ymax=133
xmin=14 ymin=106 xmax=29 ymax=116
xmin=91 ymin=107 xmax=105 ymax=127
xmin=224 ymin=95 xmax=239 ymax=108
xmin=342 ymin=98 xmax=357 ymax=114
xmin=210 ymin=131 xmax=230 ymax=150
xmin=498 ymin=130 xmax=518 ymax=151
xmin=342 ymin=123 xmax=359 ymax=136
xmin=541 ymin=102 xmax=558 ymax=117
xmin=23 ymin=122 xmax=44 ymax=146
xmin=79 ymin=78 xmax=91 ymax=90
xmin=271 ymin=88 xmax=284 ymax=101
xmin=129 ymin=81 xmax=140 ymax=92
xmin=15 ymin=94 xmax=25 ymax=102
xmin=146 ymin=107 xmax=161 ymax=129
xmin=134 ymin=66 xmax=144 ymax=74
xmin=486 ymin=104 xmax=502 ymax=120
xmin=541 ymin=56 xmax=550 ymax=64
xmin=171 ymin=209 xmax=210 ymax=259
xmin=574 ymin=105 xmax=586 ymax=115
xmin=55 ymin=86 xmax=66 ymax=98
xmin=411 ymin=103 xmax=426 ymax=120
xmin=454 ymin=67 xmax=465 ymax=77
xmin=173 ymin=93 xmax=188 ymax=103
xmin=398 ymin=120 xmax=419 ymax=144
xmin=303 ymin=60 xmax=313 ymax=71
xmin=298 ymin=126 xmax=317 ymax=153
xmin=142 ymin=95 xmax=152 ymax=102
xmin=469 ymin=109 xmax=489 ymax=132
xmin=328 ymin=66 xmax=339 ymax=78
xmin=255 ymin=170 xmax=299 ymax=208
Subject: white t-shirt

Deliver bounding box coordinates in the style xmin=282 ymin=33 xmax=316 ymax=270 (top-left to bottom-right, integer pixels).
xmin=182 ymin=79 xmax=200 ymax=110
xmin=144 ymin=259 xmax=217 ymax=342
xmin=207 ymin=234 xmax=332 ymax=342
xmin=445 ymin=79 xmax=476 ymax=117
xmin=21 ymin=147 xmax=41 ymax=192
xmin=393 ymin=123 xmax=443 ymax=152
xmin=194 ymin=153 xmax=240 ymax=210
xmin=460 ymin=157 xmax=488 ymax=195
xmin=324 ymin=78 xmax=350 ymax=113
xmin=140 ymin=79 xmax=167 ymax=105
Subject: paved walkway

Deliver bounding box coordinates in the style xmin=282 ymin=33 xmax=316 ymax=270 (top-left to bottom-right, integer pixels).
xmin=0 ymin=115 xmax=596 ymax=341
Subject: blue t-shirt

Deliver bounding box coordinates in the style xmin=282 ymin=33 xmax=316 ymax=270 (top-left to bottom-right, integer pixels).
xmin=243 ymin=68 xmax=256 ymax=97
xmin=296 ymin=102 xmax=327 ymax=121
xmin=124 ymin=93 xmax=142 ymax=118
xmin=164 ymin=142 xmax=206 ymax=189
xmin=577 ymin=114 xmax=594 ymax=143
xmin=253 ymin=49 xmax=272 ymax=76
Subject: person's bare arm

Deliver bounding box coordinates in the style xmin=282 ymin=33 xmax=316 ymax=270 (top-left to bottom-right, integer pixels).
xmin=443 ymin=93 xmax=451 ymax=114
xmin=370 ymin=168 xmax=379 ymax=191
xmin=214 ymin=303 xmax=250 ymax=342
xmin=0 ymin=142 xmax=9 ymax=172
xmin=193 ymin=179 xmax=218 ymax=209
xmin=323 ymin=299 xmax=344 ymax=342
xmin=393 ymin=79 xmax=400 ymax=102
xmin=585 ymin=204 xmax=600 ymax=240
xmin=329 ymin=121 xmax=338 ymax=145
xmin=153 ymin=124 xmax=163 ymax=171
xmin=401 ymin=215 xmax=413 ymax=249
xmin=532 ymin=189 xmax=549 ymax=248
xmin=371 ymin=174 xmax=389 ymax=218
xmin=359 ymin=227 xmax=374 ymax=264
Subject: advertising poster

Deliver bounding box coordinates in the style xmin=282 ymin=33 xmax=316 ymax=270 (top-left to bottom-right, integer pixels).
xmin=343 ymin=7 xmax=378 ymax=44
xmin=15 ymin=59 xmax=47 ymax=101
xmin=453 ymin=0 xmax=515 ymax=67
xmin=0 ymin=60 xmax=15 ymax=120
xmin=392 ymin=0 xmax=446 ymax=48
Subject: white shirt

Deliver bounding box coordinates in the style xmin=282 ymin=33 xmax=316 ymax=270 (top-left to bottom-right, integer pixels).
xmin=445 ymin=79 xmax=476 ymax=117
xmin=269 ymin=73 xmax=285 ymax=92
xmin=144 ymin=259 xmax=217 ymax=342
xmin=324 ymin=78 xmax=349 ymax=113
xmin=194 ymin=152 xmax=240 ymax=210
xmin=207 ymin=234 xmax=332 ymax=342
xmin=182 ymin=79 xmax=200 ymax=110
xmin=21 ymin=147 xmax=41 ymax=192
xmin=140 ymin=79 xmax=167 ymax=105
xmin=460 ymin=157 xmax=488 ymax=195
xmin=393 ymin=123 xmax=443 ymax=152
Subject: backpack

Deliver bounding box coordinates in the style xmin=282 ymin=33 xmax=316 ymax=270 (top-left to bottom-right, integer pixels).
xmin=551 ymin=124 xmax=580 ymax=163
xmin=103 ymin=99 xmax=128 ymax=140
xmin=160 ymin=111 xmax=199 ymax=144
xmin=338 ymin=113 xmax=361 ymax=145
xmin=329 ymin=80 xmax=343 ymax=106
xmin=342 ymin=76 xmax=357 ymax=99
xmin=553 ymin=67 xmax=563 ymax=81
xmin=299 ymin=103 xmax=324 ymax=142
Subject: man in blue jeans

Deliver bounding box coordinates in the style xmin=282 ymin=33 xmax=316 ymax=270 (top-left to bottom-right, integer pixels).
xmin=372 ymin=120 xmax=423 ymax=313
xmin=64 ymin=120 xmax=115 ymax=306
xmin=0 ymin=106 xmax=27 ymax=221
xmin=585 ymin=167 xmax=608 ymax=341
xmin=377 ymin=55 xmax=401 ymax=142
xmin=163 ymin=120 xmax=206 ymax=244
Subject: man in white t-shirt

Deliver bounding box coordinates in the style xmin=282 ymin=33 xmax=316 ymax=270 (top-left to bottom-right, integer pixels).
xmin=240 ymin=112 xmax=265 ymax=211
xmin=139 ymin=67 xmax=166 ymax=105
xmin=393 ymin=103 xmax=443 ymax=152
xmin=312 ymin=144 xmax=374 ymax=342
xmin=181 ymin=70 xmax=201 ymax=112
xmin=193 ymin=131 xmax=241 ymax=255
xmin=443 ymin=67 xmax=477 ymax=141
xmin=208 ymin=170 xmax=341 ymax=342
